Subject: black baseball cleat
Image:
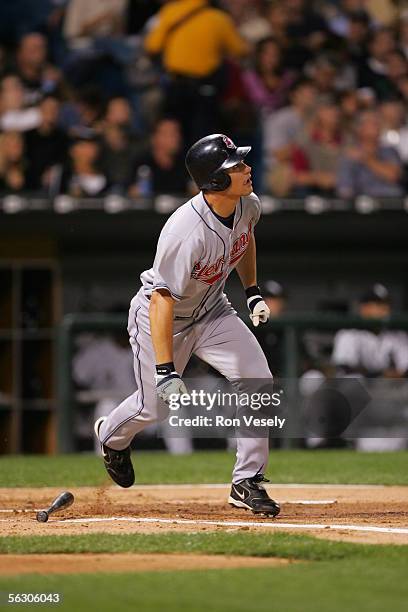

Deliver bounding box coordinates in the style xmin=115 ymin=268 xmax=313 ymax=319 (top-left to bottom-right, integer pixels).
xmin=228 ymin=475 xmax=280 ymax=517
xmin=94 ymin=417 xmax=135 ymax=488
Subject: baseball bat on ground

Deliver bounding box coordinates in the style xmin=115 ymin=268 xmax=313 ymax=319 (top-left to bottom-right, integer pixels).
xmin=36 ymin=491 xmax=74 ymax=522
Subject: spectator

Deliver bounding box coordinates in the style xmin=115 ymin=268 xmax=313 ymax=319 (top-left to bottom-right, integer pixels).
xmin=326 ymin=10 xmax=370 ymax=90
xmin=285 ymin=0 xmax=329 ymax=57
xmin=100 ymin=97 xmax=147 ymax=193
xmin=337 ymin=110 xmax=403 ymax=198
xmin=64 ymin=0 xmax=128 ymax=39
xmin=292 ymin=102 xmax=344 ymax=196
xmin=262 ymin=0 xmax=307 ymax=71
xmin=338 ymin=87 xmax=377 ymax=139
xmin=218 ymin=59 xmax=258 ymax=142
xmin=264 ymin=0 xmax=290 ymax=47
xmin=14 ymin=32 xmax=63 ymax=105
xmin=59 ymin=135 xmax=108 ymax=197
xmin=326 ymin=0 xmax=371 ymax=38
xmin=339 ymin=10 xmax=371 ymax=74
xmin=221 ymin=0 xmax=271 ymax=44
xmin=306 ymin=54 xmax=344 ymax=97
xmin=24 ymin=95 xmax=68 ymax=192
xmin=398 ymin=11 xmax=408 ymax=62
xmin=380 ymin=98 xmax=408 ymax=165
xmin=74 ymin=87 xmax=106 ymax=131
xmin=242 ymin=36 xmax=295 ymax=115
xmin=386 ymin=49 xmax=408 ymax=92
xmin=60 ymin=86 xmax=106 ymax=135
xmin=357 ymin=27 xmax=396 ymax=99
xmin=144 ymin=0 xmax=249 ymax=145
xmin=129 ymin=118 xmax=189 ymax=196
xmin=366 ymin=0 xmax=398 ymax=26
xmin=0 ymin=75 xmax=41 ymax=132
xmin=0 ymin=131 xmax=28 ymax=194
xmin=264 ymin=78 xmax=318 ymax=150
xmin=103 ymin=96 xmax=135 ymax=132
xmin=62 ymin=0 xmax=132 ymax=95
xmin=263 ymin=78 xmax=318 ymax=185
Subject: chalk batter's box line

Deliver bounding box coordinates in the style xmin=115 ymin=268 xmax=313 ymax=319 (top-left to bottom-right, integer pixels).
xmin=1 ymin=516 xmax=407 ymax=537
xmin=49 ymin=516 xmax=408 ymax=535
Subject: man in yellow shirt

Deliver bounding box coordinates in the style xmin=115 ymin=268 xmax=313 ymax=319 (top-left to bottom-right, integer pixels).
xmin=144 ymin=0 xmax=249 ymax=145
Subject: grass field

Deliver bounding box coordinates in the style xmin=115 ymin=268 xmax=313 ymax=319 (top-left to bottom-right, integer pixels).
xmin=1 ymin=550 xmax=408 ymax=612
xmin=0 ymin=533 xmax=407 ymax=612
xmin=1 ymin=449 xmax=407 ymax=611
xmin=1 ymin=449 xmax=408 ymax=487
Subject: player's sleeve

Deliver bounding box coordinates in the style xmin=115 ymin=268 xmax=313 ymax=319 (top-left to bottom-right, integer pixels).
xmin=250 ymin=193 xmax=262 ymax=225
xmin=151 ymin=232 xmax=201 ymax=301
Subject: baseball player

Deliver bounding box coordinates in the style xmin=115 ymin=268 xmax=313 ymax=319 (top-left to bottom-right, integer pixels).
xmin=332 ymin=284 xmax=408 ymax=377
xmin=94 ymin=134 xmax=280 ymax=516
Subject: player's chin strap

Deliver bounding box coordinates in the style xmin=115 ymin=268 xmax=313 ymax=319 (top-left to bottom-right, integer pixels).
xmin=245 ymin=285 xmax=270 ymax=328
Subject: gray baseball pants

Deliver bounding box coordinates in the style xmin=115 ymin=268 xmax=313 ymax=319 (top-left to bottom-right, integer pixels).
xmin=98 ymin=292 xmax=272 ymax=483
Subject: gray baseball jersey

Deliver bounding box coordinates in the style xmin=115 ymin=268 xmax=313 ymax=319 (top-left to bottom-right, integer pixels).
xmin=98 ymin=191 xmax=272 ymax=483
xmin=139 ymin=191 xmax=261 ymax=321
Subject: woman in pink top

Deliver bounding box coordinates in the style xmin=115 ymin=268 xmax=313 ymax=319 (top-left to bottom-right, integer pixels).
xmin=242 ymin=36 xmax=295 ymax=115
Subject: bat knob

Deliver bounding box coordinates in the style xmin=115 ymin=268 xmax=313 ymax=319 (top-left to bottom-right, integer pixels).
xmin=36 ymin=510 xmax=49 ymax=523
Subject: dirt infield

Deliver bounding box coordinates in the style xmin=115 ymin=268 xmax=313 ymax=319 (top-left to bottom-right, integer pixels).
xmin=1 ymin=483 xmax=407 ymax=546
xmin=0 ymin=553 xmax=293 ymax=575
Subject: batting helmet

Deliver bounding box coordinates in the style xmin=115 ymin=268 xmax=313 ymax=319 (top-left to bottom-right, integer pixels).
xmin=185 ymin=134 xmax=251 ymax=192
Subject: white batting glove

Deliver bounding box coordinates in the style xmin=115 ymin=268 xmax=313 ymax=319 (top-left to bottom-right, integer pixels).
xmin=155 ymin=363 xmax=187 ymax=403
xmin=247 ymin=291 xmax=270 ymax=328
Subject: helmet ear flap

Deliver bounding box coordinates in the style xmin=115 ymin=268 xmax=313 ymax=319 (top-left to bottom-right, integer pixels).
xmin=210 ymin=171 xmax=231 ymax=191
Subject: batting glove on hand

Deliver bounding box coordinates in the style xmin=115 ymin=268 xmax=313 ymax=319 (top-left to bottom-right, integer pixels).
xmin=246 ymin=286 xmax=270 ymax=328
xmin=155 ymin=362 xmax=187 ymax=403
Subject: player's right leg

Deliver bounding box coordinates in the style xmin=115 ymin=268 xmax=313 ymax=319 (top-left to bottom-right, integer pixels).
xmin=94 ymin=299 xmax=163 ymax=486
xmin=94 ymin=295 xmax=195 ymax=486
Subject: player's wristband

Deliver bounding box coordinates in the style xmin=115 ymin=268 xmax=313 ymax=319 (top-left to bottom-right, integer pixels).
xmin=245 ymin=285 xmax=261 ymax=300
xmin=156 ymin=362 xmax=175 ymax=376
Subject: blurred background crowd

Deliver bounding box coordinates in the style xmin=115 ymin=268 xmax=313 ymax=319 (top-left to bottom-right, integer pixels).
xmin=1 ymin=1 xmax=408 ymax=456
xmin=1 ymin=0 xmax=408 ymax=199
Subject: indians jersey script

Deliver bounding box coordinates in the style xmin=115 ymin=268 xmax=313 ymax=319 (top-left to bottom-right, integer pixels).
xmin=140 ymin=191 xmax=261 ymax=320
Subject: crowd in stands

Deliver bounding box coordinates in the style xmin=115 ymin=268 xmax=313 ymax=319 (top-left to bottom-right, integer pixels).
xmin=1 ymin=0 xmax=408 ymax=198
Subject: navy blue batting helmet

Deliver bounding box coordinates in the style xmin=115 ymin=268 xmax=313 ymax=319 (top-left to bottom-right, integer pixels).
xmin=185 ymin=134 xmax=251 ymax=192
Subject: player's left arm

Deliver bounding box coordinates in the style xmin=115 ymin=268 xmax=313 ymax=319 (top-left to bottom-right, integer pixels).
xmin=236 ymin=233 xmax=257 ymax=290
xmin=236 ymin=235 xmax=270 ymax=327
